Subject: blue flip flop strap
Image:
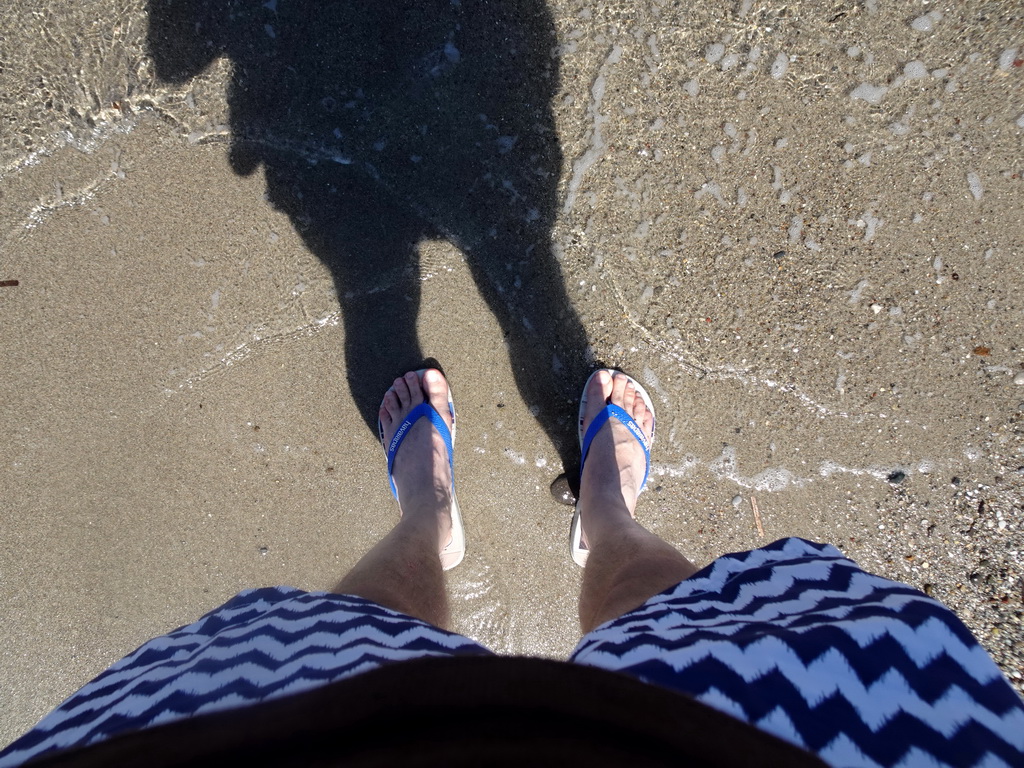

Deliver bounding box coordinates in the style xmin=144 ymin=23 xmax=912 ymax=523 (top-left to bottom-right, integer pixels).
xmin=580 ymin=403 xmax=651 ymax=491
xmin=385 ymin=402 xmax=455 ymax=499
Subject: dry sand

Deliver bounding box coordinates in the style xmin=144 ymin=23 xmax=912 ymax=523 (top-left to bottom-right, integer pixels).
xmin=1 ymin=0 xmax=1022 ymax=745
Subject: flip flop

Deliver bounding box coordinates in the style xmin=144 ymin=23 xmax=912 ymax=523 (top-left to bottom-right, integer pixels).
xmin=570 ymin=369 xmax=656 ymax=567
xmin=378 ymin=370 xmax=465 ymax=570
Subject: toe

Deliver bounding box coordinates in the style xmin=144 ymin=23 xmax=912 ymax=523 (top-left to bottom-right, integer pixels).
xmin=621 ymin=379 xmax=637 ymax=414
xmin=584 ymin=370 xmax=613 ymax=425
xmin=423 ymin=369 xmax=453 ymax=427
xmin=383 ymin=388 xmax=402 ymax=421
xmin=610 ymin=371 xmax=630 ymax=407
xmin=628 ymin=382 xmax=643 ymax=417
xmin=633 ymin=392 xmax=654 ymax=438
xmin=642 ymin=408 xmax=654 ymax=436
xmin=391 ymin=375 xmax=412 ymax=407
xmin=403 ymin=371 xmax=425 ymax=406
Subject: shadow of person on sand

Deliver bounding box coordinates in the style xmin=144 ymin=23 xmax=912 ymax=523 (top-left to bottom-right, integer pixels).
xmin=147 ymin=0 xmax=590 ymax=484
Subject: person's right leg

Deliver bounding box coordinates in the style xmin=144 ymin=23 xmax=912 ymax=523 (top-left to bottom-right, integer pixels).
xmin=576 ymin=371 xmax=699 ymax=633
xmin=334 ymin=369 xmax=455 ymax=628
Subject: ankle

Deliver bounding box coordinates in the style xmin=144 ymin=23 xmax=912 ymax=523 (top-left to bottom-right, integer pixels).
xmin=399 ymin=492 xmax=453 ymax=521
xmin=578 ymin=495 xmax=636 ymax=545
xmin=579 ymin=479 xmax=637 ymax=516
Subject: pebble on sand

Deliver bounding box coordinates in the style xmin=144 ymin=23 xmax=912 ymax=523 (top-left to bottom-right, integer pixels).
xmin=966 ymin=171 xmax=984 ymax=201
xmin=770 ymin=52 xmax=790 ymax=80
xmin=850 ymin=83 xmax=888 ymax=104
xmin=910 ymin=11 xmax=942 ymax=32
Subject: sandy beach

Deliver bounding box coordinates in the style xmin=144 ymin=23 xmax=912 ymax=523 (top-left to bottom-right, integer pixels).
xmin=1 ymin=0 xmax=1022 ymax=745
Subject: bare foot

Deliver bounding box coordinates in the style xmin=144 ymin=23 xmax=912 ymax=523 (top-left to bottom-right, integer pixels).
xmin=577 ymin=370 xmax=655 ymax=546
xmin=378 ymin=369 xmax=454 ymax=554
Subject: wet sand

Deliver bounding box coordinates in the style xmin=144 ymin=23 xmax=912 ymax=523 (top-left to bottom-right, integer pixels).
xmin=2 ymin=0 xmax=1022 ymax=744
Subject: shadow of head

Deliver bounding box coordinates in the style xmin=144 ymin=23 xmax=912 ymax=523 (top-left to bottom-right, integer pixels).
xmin=148 ymin=0 xmax=590 ymax=470
xmin=149 ymin=0 xmax=561 ymax=230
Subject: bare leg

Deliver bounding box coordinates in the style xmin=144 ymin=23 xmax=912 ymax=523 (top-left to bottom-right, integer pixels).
xmin=577 ymin=371 xmax=700 ymax=634
xmin=334 ymin=370 xmax=455 ymax=628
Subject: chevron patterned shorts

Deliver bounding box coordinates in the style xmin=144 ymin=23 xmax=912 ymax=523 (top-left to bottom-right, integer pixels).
xmin=2 ymin=538 xmax=1021 ymax=767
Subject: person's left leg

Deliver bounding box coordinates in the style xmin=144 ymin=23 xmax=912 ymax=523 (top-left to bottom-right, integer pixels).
xmin=334 ymin=369 xmax=456 ymax=628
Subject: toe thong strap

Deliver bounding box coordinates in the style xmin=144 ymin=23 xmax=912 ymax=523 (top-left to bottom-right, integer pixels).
xmin=385 ymin=402 xmax=455 ymax=498
xmin=580 ymin=403 xmax=652 ymax=492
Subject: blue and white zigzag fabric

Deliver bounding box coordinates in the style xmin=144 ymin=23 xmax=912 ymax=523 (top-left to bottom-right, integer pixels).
xmin=572 ymin=538 xmax=1024 ymax=767
xmin=0 ymin=590 xmax=493 ymax=767
xmin=2 ymin=538 xmax=1021 ymax=767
